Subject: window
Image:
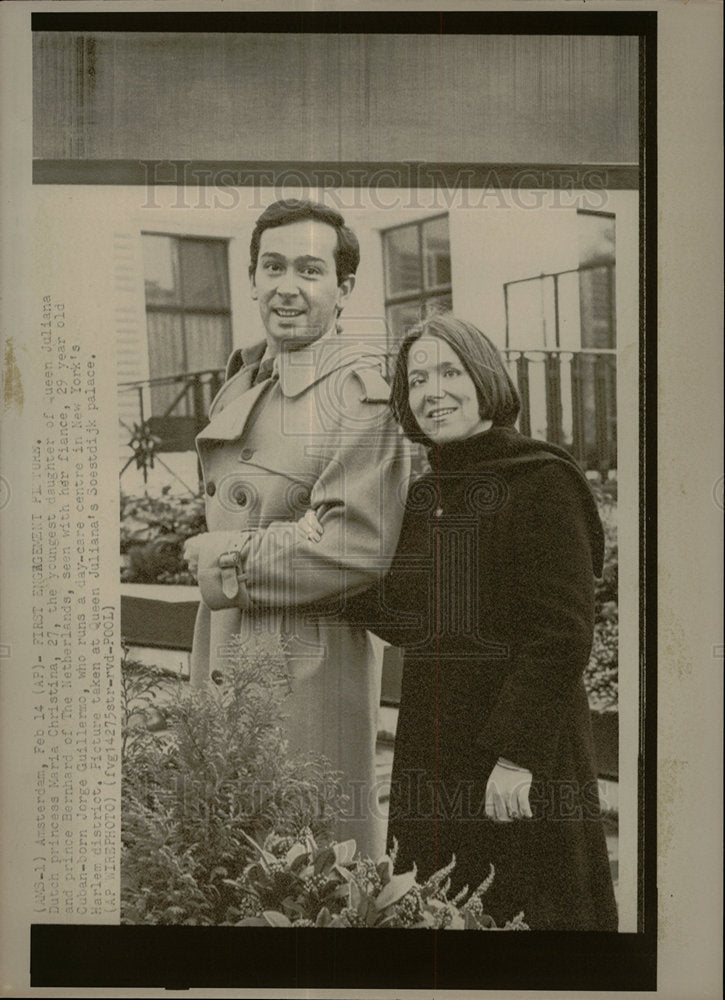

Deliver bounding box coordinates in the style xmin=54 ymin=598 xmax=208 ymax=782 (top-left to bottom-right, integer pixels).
xmin=142 ymin=234 xmax=232 ymax=416
xmin=382 ymin=215 xmax=452 ymax=352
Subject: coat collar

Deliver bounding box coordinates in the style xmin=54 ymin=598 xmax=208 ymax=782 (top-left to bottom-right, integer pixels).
xmin=198 ymin=329 xmax=387 ymax=444
xmin=223 ymin=328 xmax=386 ymax=400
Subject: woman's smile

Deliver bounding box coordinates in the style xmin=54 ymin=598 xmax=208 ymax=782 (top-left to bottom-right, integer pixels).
xmin=408 ymin=337 xmax=490 ymax=443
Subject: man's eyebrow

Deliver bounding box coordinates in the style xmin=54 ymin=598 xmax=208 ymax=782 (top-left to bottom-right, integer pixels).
xmin=259 ymin=251 xmax=327 ymax=262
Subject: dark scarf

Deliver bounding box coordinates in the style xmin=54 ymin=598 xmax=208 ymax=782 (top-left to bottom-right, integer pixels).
xmin=427 ymin=425 xmax=605 ymax=576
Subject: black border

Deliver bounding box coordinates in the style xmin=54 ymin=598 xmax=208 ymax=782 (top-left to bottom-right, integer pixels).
xmin=32 ymin=161 xmax=640 ymax=188
xmin=29 ymin=8 xmax=658 ymax=991
xmin=32 ymin=10 xmax=652 ymax=34
xmin=31 ymin=926 xmax=656 ymax=990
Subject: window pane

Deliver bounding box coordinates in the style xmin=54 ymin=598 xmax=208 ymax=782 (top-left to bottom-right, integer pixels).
xmin=184 ymin=314 xmax=232 ymax=372
xmin=143 ymin=235 xmax=181 ymax=306
xmin=146 ymin=311 xmax=187 ymax=415
xmin=384 ymin=225 xmax=421 ymax=297
xmin=178 ymin=239 xmax=230 ymax=309
xmin=423 ymin=293 xmax=452 ymax=318
xmin=387 ymin=300 xmax=423 ymax=349
xmin=422 ymin=216 xmax=451 ymax=289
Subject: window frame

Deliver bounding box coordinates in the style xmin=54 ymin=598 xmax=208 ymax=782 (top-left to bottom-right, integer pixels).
xmin=141 ymin=231 xmax=233 ymax=380
xmin=381 ymin=213 xmax=453 ymax=343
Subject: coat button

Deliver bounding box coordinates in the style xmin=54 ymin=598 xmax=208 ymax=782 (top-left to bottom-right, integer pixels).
xmin=205 ymin=480 xmax=216 ymax=497
xmin=230 ymin=484 xmax=248 ymax=507
xmin=240 ymin=447 xmax=255 ymax=462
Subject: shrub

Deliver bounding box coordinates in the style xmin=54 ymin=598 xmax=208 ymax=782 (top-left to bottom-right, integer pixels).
xmin=585 ymin=478 xmax=618 ymax=710
xmin=120 ymin=488 xmax=206 ymax=585
xmin=121 ymin=641 xmax=525 ymax=929
xmin=231 ymin=831 xmax=527 ymax=930
xmin=121 ymin=635 xmax=344 ymax=925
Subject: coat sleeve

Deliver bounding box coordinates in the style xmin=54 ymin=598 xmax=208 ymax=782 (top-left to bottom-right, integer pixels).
xmin=195 ymin=369 xmax=411 ymax=610
xmin=338 ymin=484 xmax=437 ymax=647
xmin=476 ymin=463 xmax=599 ymax=777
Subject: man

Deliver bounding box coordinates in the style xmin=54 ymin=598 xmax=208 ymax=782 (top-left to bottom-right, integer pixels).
xmin=185 ymin=199 xmax=410 ymax=857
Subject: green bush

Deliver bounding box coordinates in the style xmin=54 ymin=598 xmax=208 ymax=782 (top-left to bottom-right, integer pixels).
xmin=232 ymin=831 xmax=526 ymax=930
xmin=121 ymin=639 xmax=525 ymax=929
xmin=585 ymin=479 xmax=618 ymax=710
xmin=120 ymin=488 xmax=206 ymax=584
xmin=121 ymin=635 xmax=344 ymax=925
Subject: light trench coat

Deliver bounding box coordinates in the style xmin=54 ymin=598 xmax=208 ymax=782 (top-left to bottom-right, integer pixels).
xmin=189 ymin=332 xmax=410 ymax=856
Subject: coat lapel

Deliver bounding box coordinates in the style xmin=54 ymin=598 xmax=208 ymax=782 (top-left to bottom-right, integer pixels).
xmin=197 ymin=341 xmax=267 ymax=443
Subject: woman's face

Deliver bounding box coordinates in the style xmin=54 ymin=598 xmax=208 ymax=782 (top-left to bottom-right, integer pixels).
xmin=407 ymin=336 xmax=490 ymax=444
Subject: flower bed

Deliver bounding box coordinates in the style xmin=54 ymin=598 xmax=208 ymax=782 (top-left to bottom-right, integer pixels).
xmin=121 ymin=636 xmax=524 ymax=929
xmin=120 ymin=489 xmax=206 ymax=585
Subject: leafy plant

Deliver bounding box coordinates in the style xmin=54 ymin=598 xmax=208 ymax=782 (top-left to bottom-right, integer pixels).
xmin=229 ymin=830 xmax=527 ymax=930
xmin=585 ymin=479 xmax=619 ymax=710
xmin=120 ymin=488 xmax=206 ymax=584
xmin=121 ymin=634 xmax=345 ymax=925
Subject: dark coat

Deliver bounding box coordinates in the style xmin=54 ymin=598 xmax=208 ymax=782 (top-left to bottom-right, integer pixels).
xmin=345 ymin=426 xmax=618 ymax=930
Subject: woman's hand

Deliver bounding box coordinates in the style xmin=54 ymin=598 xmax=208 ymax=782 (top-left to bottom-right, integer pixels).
xmin=296 ymin=509 xmax=324 ymax=544
xmin=182 ymin=535 xmax=202 ymax=576
xmin=485 ymin=758 xmax=533 ymax=822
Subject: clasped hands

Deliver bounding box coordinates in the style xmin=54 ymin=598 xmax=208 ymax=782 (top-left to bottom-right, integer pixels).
xmin=181 ymin=511 xmax=323 ymax=576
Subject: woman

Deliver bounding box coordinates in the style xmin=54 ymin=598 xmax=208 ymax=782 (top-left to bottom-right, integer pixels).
xmin=300 ymin=314 xmax=618 ymax=931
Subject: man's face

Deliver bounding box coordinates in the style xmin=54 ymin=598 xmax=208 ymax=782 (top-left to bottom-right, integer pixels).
xmin=250 ymin=219 xmax=355 ymax=352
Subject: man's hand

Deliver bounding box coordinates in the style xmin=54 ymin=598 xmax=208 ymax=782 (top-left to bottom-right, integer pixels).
xmin=485 ymin=758 xmax=533 ymax=822
xmin=296 ymin=509 xmax=324 ymax=544
xmin=183 ymin=535 xmax=202 ymax=576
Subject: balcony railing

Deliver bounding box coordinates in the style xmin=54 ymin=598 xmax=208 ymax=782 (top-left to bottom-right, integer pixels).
xmin=118 ymin=368 xmax=224 ymax=485
xmin=503 ymin=348 xmax=616 ymax=477
xmin=118 ymin=349 xmax=616 ymax=487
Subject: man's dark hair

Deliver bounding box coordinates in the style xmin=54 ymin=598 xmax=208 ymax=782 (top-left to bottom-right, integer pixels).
xmin=249 ymin=199 xmax=360 ymax=284
xmin=391 ymin=313 xmax=521 ymax=445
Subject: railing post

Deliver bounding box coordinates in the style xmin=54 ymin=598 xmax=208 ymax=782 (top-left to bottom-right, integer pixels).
xmin=209 ymin=369 xmax=223 ymax=402
xmin=515 ymin=353 xmax=531 ymax=437
xmin=503 ymin=282 xmax=510 ymax=349
xmin=571 ymin=352 xmax=586 ymax=465
xmin=544 ymin=353 xmax=563 ymax=446
xmin=594 ymin=354 xmax=610 ymax=478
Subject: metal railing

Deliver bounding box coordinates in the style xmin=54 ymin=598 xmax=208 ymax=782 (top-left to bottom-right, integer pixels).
xmin=504 ymin=262 xmax=616 ymax=351
xmin=503 ymin=348 xmax=616 ymax=477
xmin=117 ymin=349 xmax=616 ymax=485
xmin=118 ymin=368 xmax=224 ymax=485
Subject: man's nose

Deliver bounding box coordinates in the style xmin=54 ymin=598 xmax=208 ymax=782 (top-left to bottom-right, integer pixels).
xmin=275 ymin=270 xmax=300 ymax=296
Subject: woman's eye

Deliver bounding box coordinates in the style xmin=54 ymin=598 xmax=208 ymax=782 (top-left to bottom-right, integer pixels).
xmin=443 ymin=367 xmax=459 ymax=377
xmin=409 ymin=376 xmax=424 ymax=388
